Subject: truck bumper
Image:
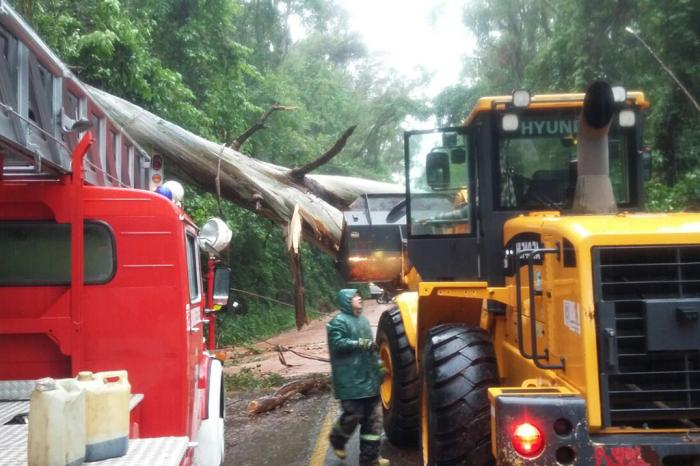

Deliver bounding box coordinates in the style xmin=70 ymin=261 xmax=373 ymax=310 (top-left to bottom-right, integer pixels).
xmin=592 ymin=434 xmax=700 ymax=466
xmin=493 ymin=394 xmax=700 ymax=465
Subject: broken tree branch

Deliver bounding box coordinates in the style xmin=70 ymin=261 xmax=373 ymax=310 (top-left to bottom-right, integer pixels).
xmin=287 ymin=205 xmax=307 ymax=329
xmin=231 ymin=104 xmax=298 ymax=151
xmin=289 ymin=125 xmax=357 ymax=180
xmin=246 ymin=376 xmax=329 ymax=416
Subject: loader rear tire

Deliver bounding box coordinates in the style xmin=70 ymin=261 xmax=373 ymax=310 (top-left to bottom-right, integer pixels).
xmin=377 ymin=307 xmax=420 ymax=446
xmin=421 ymin=324 xmax=498 ymax=466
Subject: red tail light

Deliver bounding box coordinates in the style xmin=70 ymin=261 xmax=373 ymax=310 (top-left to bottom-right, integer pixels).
xmin=512 ymin=422 xmax=544 ymax=457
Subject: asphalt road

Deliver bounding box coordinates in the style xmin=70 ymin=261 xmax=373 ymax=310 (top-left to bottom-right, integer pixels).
xmin=226 ymin=390 xmax=420 ymax=466
xmin=309 ymin=400 xmax=420 ymax=466
xmin=226 ymin=300 xmax=421 ymax=465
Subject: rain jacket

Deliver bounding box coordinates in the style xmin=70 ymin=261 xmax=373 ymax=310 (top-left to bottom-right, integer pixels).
xmin=327 ymin=289 xmax=383 ymax=400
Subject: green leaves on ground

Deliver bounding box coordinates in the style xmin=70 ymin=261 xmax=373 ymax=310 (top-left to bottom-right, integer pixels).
xmin=225 ymin=368 xmax=286 ymax=392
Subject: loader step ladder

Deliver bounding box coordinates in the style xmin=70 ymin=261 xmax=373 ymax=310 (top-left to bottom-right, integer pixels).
xmin=0 ymin=0 xmax=150 ymax=188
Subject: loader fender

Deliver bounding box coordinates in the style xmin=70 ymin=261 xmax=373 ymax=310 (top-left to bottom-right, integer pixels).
xmin=394 ymin=291 xmax=418 ymax=351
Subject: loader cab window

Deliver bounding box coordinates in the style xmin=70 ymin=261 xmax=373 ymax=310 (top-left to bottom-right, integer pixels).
xmin=496 ymin=110 xmax=632 ymax=210
xmin=405 ymin=129 xmax=474 ymax=237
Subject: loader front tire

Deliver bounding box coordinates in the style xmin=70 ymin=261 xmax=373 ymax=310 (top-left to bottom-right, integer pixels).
xmin=421 ymin=324 xmax=498 ymax=466
xmin=377 ymin=308 xmax=420 ymax=446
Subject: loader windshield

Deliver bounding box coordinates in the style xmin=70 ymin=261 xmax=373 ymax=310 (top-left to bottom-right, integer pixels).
xmin=496 ymin=110 xmax=632 ymax=210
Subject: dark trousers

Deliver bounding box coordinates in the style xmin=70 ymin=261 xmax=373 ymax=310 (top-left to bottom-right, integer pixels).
xmin=329 ymin=395 xmax=382 ymax=464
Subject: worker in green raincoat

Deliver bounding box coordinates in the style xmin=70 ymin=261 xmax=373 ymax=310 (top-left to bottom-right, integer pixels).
xmin=327 ymin=288 xmax=389 ymax=466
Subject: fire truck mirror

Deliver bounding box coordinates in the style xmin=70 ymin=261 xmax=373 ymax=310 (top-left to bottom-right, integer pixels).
xmin=213 ymin=266 xmax=231 ymax=306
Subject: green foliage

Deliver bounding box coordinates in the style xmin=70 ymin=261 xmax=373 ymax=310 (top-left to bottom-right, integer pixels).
xmin=216 ymin=303 xmax=321 ymax=347
xmin=438 ymin=0 xmax=700 ymax=204
xmin=224 ymin=368 xmax=285 ymax=392
xmin=16 ymin=0 xmax=210 ymax=134
xmin=217 ymin=304 xmax=295 ymax=346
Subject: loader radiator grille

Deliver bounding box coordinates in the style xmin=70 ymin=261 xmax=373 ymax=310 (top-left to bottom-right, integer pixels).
xmin=594 ymin=245 xmax=700 ymax=428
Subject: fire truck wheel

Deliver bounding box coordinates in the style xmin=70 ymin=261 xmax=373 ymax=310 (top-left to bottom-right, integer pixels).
xmin=194 ymin=357 xmax=225 ymax=466
xmin=420 ymin=324 xmax=498 ymax=466
xmin=377 ymin=308 xmax=420 ymax=446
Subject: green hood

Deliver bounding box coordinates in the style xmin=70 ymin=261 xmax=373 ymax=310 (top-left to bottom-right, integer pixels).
xmin=337 ymin=288 xmax=358 ymax=315
xmin=327 ymin=288 xmax=382 ymax=400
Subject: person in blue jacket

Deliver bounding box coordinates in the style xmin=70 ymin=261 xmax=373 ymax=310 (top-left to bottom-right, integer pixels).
xmin=327 ymin=289 xmax=389 ymax=466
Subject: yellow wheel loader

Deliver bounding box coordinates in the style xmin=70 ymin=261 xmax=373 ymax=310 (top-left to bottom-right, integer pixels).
xmin=341 ymin=81 xmax=700 ymax=465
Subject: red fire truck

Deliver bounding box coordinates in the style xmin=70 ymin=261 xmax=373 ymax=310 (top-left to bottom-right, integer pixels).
xmin=0 ymin=3 xmax=230 ymax=465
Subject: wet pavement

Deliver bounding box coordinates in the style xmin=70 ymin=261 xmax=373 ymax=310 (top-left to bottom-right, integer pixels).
xmin=226 ymin=390 xmax=420 ymax=466
xmin=312 ymin=400 xmax=420 ymax=466
xmin=225 ymin=391 xmax=332 ymax=466
xmin=226 ymin=299 xmax=420 ymax=465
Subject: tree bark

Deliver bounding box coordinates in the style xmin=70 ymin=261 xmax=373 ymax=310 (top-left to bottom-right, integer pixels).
xmin=246 ymin=377 xmax=329 ymax=416
xmin=88 ymin=87 xmax=402 ymax=256
xmin=287 ymin=205 xmax=307 ymax=329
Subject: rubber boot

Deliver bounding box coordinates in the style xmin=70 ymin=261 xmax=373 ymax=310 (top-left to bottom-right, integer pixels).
xmin=360 ymin=457 xmax=390 ymax=466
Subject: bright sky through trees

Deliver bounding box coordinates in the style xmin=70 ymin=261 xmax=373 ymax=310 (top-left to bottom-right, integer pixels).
xmin=337 ymin=0 xmax=474 ymax=97
xmin=284 ymin=0 xmax=476 ymax=100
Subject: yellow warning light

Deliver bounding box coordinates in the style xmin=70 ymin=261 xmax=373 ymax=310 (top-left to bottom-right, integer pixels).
xmin=152 ymin=174 xmax=162 ymax=184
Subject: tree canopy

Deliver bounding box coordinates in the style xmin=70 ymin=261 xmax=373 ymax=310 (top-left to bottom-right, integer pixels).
xmin=435 ymin=0 xmax=699 ymax=207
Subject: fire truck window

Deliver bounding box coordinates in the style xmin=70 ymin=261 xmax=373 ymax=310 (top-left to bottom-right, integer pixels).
xmin=185 ymin=233 xmax=201 ymax=302
xmin=0 ymin=222 xmax=115 ymax=285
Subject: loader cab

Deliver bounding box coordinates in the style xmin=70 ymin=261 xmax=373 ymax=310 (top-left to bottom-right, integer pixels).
xmin=404 ymin=91 xmax=649 ymax=285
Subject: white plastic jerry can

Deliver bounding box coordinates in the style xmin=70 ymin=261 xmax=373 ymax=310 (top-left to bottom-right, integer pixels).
xmin=28 ymin=377 xmax=86 ymax=466
xmin=76 ymin=370 xmax=131 ymax=462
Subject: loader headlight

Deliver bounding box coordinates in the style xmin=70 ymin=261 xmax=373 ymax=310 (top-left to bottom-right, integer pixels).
xmin=619 ymin=109 xmax=636 ymax=127
xmin=611 ymin=85 xmax=627 ymax=103
xmin=501 ymin=114 xmax=520 ymax=132
xmin=512 ymin=89 xmax=531 ymax=108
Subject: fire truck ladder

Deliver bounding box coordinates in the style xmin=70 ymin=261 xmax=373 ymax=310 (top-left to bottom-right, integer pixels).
xmin=0 ymin=0 xmax=150 ymax=187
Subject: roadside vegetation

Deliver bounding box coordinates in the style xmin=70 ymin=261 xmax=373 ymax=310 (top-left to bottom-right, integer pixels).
xmin=225 ymin=368 xmax=286 ymax=392
xmin=217 ymin=304 xmax=321 ymax=347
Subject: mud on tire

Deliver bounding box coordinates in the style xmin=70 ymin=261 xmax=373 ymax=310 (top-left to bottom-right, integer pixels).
xmin=377 ymin=307 xmax=420 ymax=446
xmin=421 ymin=324 xmax=498 ymax=466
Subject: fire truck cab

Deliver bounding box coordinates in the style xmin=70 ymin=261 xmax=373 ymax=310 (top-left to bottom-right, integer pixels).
xmin=0 ymin=3 xmax=229 ymax=465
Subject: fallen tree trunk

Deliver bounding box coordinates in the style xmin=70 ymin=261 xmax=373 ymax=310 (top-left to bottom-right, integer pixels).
xmin=88 ymin=87 xmax=402 ymax=255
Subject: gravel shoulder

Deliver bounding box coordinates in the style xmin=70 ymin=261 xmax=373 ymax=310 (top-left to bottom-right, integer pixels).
xmin=224 ymin=301 xmax=390 ymax=378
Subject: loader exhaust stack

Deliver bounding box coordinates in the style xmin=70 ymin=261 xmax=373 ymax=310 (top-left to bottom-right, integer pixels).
xmin=572 ymin=81 xmax=618 ymax=214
